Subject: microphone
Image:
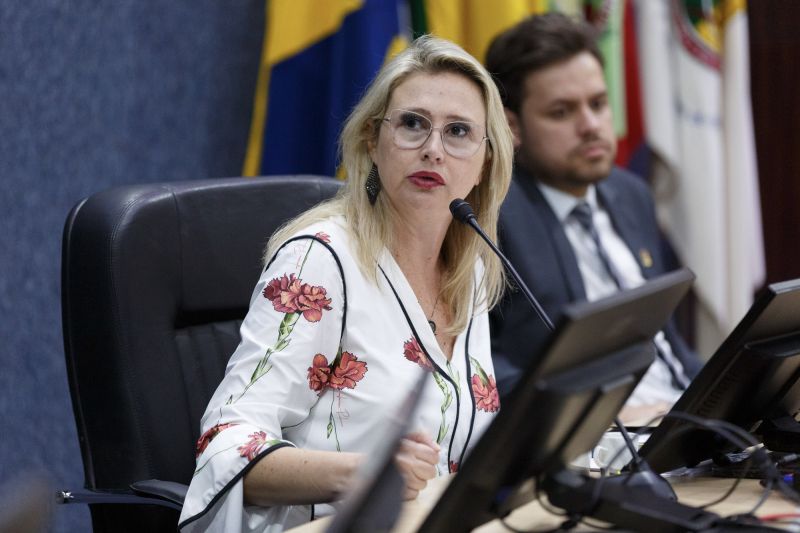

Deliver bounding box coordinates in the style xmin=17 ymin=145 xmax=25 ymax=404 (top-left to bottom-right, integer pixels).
xmin=450 ymin=199 xmax=673 ymax=497
xmin=449 ymin=198 xmax=554 ymax=331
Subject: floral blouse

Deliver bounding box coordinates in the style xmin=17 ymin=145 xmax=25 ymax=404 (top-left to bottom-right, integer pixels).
xmin=178 ymin=216 xmax=499 ymax=533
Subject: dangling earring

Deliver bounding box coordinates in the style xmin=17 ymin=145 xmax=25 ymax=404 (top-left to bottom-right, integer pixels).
xmin=365 ymin=163 xmax=381 ymax=205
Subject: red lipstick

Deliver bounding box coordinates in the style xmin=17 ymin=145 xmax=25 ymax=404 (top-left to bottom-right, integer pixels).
xmin=408 ymin=171 xmax=445 ymax=190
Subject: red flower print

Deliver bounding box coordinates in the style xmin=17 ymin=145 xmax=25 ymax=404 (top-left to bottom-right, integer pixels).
xmin=195 ymin=422 xmax=237 ymax=458
xmin=238 ymin=431 xmax=272 ymax=461
xmin=329 ymin=352 xmax=368 ymax=390
xmin=263 ymin=274 xmax=300 ymax=313
xmin=403 ymin=337 xmax=433 ymax=371
xmin=308 ymin=354 xmax=332 ymax=393
xmin=314 ymin=231 xmax=331 ymax=243
xmin=449 ymin=461 xmax=459 ymax=473
xmin=472 ymin=374 xmax=500 ymax=412
xmin=263 ymin=274 xmax=332 ymax=322
xmin=295 ymin=283 xmax=333 ymax=322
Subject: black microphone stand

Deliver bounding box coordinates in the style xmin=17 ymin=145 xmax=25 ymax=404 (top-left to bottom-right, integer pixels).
xmin=449 ymin=198 xmax=692 ymax=520
xmin=449 ymin=198 xmax=554 ymax=331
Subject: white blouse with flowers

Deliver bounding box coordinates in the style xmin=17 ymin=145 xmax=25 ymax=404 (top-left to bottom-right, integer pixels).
xmin=178 ymin=216 xmax=499 ymax=533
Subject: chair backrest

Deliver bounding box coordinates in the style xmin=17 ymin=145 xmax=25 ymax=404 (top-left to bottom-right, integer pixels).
xmin=61 ymin=175 xmax=342 ymax=532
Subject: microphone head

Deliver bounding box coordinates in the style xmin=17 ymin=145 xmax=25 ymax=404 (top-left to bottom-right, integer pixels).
xmin=449 ymin=198 xmax=476 ymax=224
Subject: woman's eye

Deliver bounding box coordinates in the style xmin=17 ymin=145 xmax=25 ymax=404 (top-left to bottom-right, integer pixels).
xmin=446 ymin=123 xmax=471 ymax=138
xmin=400 ymin=113 xmax=427 ymax=130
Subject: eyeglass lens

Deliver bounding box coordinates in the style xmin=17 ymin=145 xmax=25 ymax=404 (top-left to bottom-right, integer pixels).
xmin=385 ymin=110 xmax=485 ymax=158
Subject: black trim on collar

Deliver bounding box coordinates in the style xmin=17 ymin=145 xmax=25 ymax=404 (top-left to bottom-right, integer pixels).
xmin=377 ymin=263 xmax=465 ymax=470
xmin=265 ymin=235 xmax=348 ymax=346
xmin=180 ymin=234 xmax=348 ymax=530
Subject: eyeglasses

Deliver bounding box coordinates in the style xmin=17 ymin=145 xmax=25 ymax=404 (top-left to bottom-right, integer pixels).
xmin=380 ymin=109 xmax=488 ymax=159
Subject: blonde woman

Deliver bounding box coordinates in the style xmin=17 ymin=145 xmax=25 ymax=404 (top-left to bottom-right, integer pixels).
xmin=179 ymin=35 xmax=513 ymax=532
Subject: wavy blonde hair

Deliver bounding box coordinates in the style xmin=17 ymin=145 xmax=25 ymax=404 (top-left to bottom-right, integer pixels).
xmin=266 ymin=35 xmax=513 ymax=335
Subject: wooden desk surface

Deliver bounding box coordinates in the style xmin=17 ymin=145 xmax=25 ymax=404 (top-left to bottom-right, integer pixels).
xmin=289 ymin=473 xmax=800 ymax=532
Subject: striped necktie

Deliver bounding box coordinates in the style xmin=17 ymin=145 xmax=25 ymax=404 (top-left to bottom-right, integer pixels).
xmin=570 ymin=201 xmax=688 ymax=390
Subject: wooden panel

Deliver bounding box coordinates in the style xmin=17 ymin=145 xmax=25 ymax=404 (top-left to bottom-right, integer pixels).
xmin=749 ymin=1 xmax=800 ymax=284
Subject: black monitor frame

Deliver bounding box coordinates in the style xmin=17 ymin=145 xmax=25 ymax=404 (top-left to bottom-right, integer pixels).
xmin=417 ymin=269 xmax=696 ymax=532
xmin=640 ymin=278 xmax=800 ymax=473
xmin=326 ymin=370 xmax=428 ymax=533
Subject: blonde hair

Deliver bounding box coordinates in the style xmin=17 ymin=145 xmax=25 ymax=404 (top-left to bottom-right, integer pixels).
xmin=266 ymin=35 xmax=513 ymax=335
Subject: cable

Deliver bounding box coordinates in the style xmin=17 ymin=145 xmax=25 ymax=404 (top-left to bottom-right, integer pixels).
xmin=648 ymin=410 xmax=800 ymax=528
xmin=613 ymin=417 xmax=644 ymax=471
xmin=698 ymin=476 xmax=744 ymax=509
xmin=577 ymin=516 xmax=617 ymax=530
xmin=663 ymin=413 xmax=778 ymax=513
xmin=496 ymin=476 xmax=579 ymax=533
xmin=532 ymin=475 xmax=569 ymax=518
xmin=498 ymin=514 xmax=579 ymax=533
xmin=541 ymin=411 xmax=790 ymax=530
xmin=602 ymin=411 xmax=774 ymax=517
xmin=748 ymin=477 xmax=774 ymax=515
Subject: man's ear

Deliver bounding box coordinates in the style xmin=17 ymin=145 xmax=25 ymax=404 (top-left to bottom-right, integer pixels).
xmin=505 ymin=108 xmax=522 ymax=149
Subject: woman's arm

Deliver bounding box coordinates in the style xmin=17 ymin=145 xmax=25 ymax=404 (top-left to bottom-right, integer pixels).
xmin=243 ymin=431 xmax=441 ymax=506
xmin=243 ymin=447 xmax=362 ymax=506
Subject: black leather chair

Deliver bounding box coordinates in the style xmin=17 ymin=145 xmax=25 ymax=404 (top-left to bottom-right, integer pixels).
xmin=60 ymin=175 xmax=342 ymax=532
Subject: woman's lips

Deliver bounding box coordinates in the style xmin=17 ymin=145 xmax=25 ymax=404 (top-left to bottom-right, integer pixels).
xmin=408 ymin=171 xmax=445 ymax=189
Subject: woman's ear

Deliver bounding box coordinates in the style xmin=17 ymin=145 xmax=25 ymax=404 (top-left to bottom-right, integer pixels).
xmin=476 ymin=141 xmax=492 ymax=186
xmin=366 ymin=120 xmax=378 ymax=160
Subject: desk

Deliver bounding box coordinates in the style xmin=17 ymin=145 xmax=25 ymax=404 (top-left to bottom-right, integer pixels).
xmin=289 ymin=474 xmax=800 ymax=532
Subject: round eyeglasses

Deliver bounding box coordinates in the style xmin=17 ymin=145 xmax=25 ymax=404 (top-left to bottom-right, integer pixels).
xmin=381 ymin=109 xmax=488 ymax=159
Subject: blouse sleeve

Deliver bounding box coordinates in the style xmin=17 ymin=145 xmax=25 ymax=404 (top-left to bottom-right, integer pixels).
xmin=179 ymin=235 xmax=345 ymax=532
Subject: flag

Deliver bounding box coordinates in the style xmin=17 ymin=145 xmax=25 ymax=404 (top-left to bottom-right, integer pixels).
xmin=244 ymin=0 xmax=646 ymax=180
xmin=416 ymin=0 xmax=644 ymax=168
xmin=636 ymin=0 xmax=765 ymax=340
xmin=412 ymin=0 xmax=548 ymax=61
xmin=243 ymin=0 xmax=406 ymax=177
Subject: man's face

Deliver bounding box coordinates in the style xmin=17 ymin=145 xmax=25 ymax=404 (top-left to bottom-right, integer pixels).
xmin=508 ymin=51 xmax=617 ymax=197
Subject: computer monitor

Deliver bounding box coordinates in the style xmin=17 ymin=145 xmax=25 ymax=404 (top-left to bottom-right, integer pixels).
xmin=640 ymin=278 xmax=800 ymax=474
xmin=417 ymin=268 xmax=695 ymax=532
xmin=326 ymin=370 xmax=428 ymax=533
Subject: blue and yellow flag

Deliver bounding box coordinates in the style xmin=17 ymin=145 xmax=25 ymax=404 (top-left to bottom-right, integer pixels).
xmin=245 ymin=0 xmax=644 ymax=176
xmin=244 ymin=0 xmax=405 ymax=177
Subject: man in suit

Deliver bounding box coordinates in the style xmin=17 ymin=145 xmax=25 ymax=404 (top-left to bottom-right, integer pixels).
xmin=485 ymin=13 xmax=702 ymax=422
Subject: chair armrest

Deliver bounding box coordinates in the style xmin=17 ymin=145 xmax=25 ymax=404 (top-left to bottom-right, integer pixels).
xmin=56 ymin=479 xmax=187 ymax=511
xmin=129 ymin=479 xmax=187 ymax=507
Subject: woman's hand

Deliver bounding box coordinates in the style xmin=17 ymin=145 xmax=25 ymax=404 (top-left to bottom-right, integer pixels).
xmin=618 ymin=401 xmax=671 ymax=427
xmin=394 ymin=431 xmax=441 ymax=500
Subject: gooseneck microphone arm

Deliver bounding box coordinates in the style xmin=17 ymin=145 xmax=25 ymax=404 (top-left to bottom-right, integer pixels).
xmin=449 ymin=198 xmax=555 ymax=331
xmin=451 ymin=198 xmax=659 ymax=485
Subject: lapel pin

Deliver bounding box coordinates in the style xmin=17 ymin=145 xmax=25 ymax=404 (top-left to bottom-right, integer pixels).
xmin=639 ymin=249 xmax=653 ymax=268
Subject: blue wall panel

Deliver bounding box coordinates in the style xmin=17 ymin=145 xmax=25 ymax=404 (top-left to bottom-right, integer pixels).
xmin=0 ymin=2 xmax=263 ymax=530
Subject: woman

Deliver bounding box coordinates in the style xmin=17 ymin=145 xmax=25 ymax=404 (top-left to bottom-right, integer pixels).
xmin=179 ymin=35 xmax=513 ymax=532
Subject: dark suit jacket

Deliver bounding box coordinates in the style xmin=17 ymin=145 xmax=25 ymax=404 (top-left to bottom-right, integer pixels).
xmin=490 ymin=166 xmax=702 ymax=397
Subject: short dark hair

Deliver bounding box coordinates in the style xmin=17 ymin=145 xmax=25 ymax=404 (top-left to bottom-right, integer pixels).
xmin=485 ymin=12 xmax=603 ymax=112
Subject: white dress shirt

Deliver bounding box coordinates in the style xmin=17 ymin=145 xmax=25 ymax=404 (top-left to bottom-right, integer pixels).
xmin=537 ymin=183 xmax=686 ymax=407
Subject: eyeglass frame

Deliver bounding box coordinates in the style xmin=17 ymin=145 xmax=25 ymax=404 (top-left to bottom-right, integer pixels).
xmin=378 ymin=109 xmax=490 ymax=159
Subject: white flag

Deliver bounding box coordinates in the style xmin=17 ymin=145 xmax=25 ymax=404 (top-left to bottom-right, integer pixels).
xmin=636 ymin=0 xmax=765 ymax=340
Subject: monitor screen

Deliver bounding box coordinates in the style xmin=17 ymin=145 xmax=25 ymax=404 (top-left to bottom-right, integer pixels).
xmin=417 ymin=269 xmax=695 ymax=532
xmin=326 ymin=370 xmax=427 ymax=533
xmin=640 ymin=278 xmax=800 ymax=473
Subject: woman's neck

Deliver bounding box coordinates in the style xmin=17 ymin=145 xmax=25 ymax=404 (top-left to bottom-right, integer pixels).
xmin=389 ymin=205 xmax=450 ymax=271
xmin=390 ymin=223 xmax=447 ymax=281
xmin=391 ymin=223 xmax=457 ymax=359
